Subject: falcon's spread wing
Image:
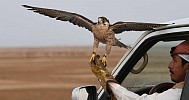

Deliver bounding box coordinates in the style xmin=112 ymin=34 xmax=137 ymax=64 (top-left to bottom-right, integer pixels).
xmin=111 ymin=22 xmax=169 ymax=34
xmin=22 ymin=5 xmax=95 ymax=32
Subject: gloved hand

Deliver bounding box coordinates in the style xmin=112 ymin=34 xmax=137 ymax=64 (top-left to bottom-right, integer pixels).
xmin=90 ymin=55 xmax=117 ymax=96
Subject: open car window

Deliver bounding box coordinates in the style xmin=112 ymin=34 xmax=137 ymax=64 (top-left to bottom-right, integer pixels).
xmin=121 ymin=41 xmax=183 ymax=92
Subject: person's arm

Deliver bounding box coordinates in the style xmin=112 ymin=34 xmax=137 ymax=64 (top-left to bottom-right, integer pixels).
xmin=108 ymin=82 xmax=141 ymax=100
xmin=108 ymin=82 xmax=182 ymax=100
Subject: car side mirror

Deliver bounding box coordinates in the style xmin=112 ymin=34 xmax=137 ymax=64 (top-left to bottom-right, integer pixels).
xmin=72 ymin=85 xmax=97 ymax=100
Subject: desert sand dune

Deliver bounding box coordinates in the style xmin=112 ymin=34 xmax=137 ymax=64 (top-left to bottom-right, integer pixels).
xmin=0 ymin=47 xmax=126 ymax=100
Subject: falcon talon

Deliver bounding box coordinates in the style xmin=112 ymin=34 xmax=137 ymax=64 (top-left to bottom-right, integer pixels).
xmin=89 ymin=51 xmax=96 ymax=63
xmin=103 ymin=54 xmax=107 ymax=57
xmin=101 ymin=55 xmax=108 ymax=67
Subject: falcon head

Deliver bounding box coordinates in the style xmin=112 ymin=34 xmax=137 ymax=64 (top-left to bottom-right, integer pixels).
xmin=98 ymin=17 xmax=110 ymax=26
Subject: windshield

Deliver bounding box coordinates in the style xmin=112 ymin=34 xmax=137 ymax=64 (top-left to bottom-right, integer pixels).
xmin=121 ymin=41 xmax=182 ymax=92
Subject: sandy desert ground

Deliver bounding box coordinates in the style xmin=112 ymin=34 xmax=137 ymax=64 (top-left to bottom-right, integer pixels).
xmin=0 ymin=47 xmax=126 ymax=100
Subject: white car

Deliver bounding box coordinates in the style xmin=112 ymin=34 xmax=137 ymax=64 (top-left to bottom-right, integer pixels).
xmin=72 ymin=18 xmax=189 ymax=100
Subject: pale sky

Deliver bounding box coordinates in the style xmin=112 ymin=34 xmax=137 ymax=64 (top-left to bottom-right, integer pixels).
xmin=0 ymin=0 xmax=189 ymax=48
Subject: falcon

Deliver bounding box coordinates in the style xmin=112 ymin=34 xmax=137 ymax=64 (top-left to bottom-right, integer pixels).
xmin=22 ymin=5 xmax=169 ymax=65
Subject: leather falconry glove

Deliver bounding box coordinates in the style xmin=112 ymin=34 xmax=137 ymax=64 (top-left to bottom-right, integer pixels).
xmin=90 ymin=55 xmax=117 ymax=96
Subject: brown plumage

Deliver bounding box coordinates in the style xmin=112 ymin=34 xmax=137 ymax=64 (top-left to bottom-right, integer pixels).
xmin=22 ymin=5 xmax=169 ymax=60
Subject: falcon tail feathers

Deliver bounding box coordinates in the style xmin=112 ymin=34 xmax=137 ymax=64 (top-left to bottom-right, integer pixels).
xmin=115 ymin=40 xmax=131 ymax=49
